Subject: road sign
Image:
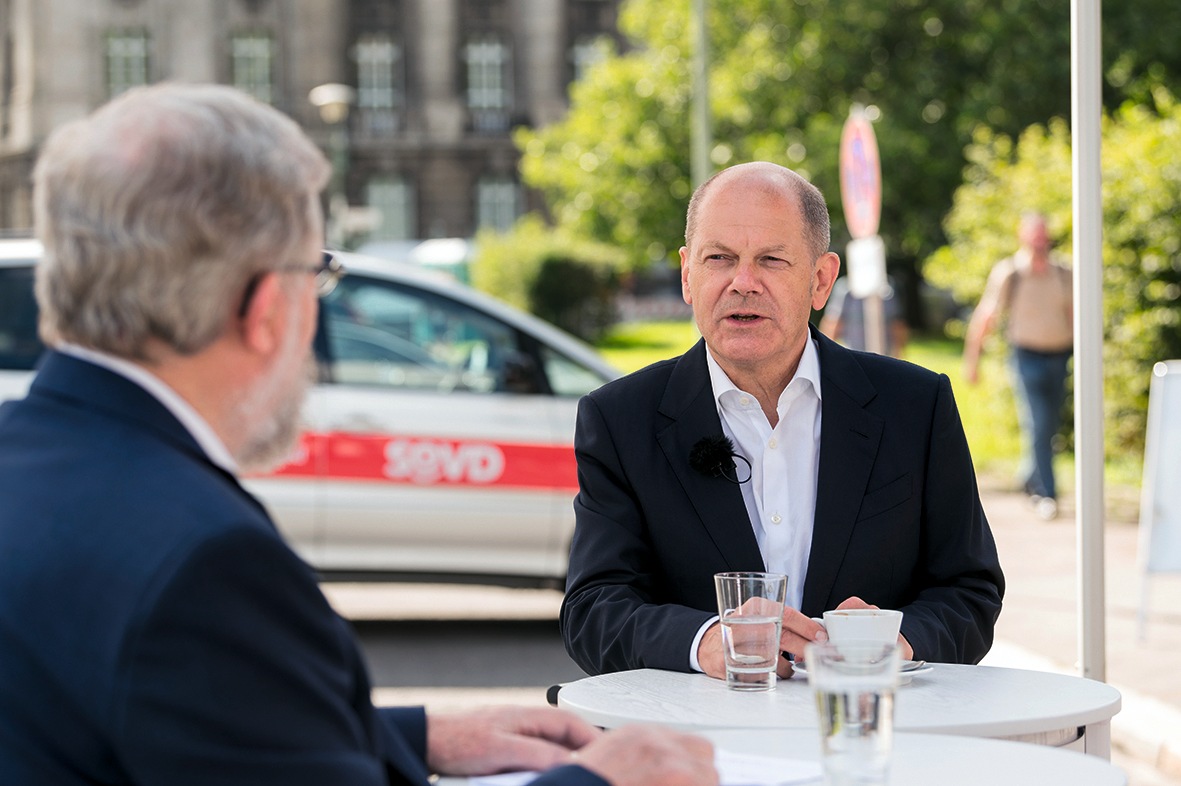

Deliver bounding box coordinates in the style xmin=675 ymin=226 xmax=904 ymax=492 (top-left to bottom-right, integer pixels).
xmin=839 ymin=108 xmax=882 ymax=240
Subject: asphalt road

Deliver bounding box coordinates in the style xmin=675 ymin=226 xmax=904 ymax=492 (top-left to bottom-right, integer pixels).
xmin=324 ymin=583 xmax=587 ymax=703
xmin=351 ymin=618 xmax=586 ymax=689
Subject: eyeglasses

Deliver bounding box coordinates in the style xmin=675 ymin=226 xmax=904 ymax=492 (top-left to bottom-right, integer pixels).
xmin=276 ymin=251 xmax=343 ymax=297
xmin=237 ymin=251 xmax=345 ymax=317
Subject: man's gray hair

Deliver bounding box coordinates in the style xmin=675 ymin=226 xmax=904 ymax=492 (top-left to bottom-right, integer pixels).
xmin=33 ymin=82 xmax=331 ymax=359
xmin=684 ymin=162 xmax=831 ymax=261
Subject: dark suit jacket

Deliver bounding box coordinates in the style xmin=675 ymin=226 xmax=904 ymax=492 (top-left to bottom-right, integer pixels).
xmin=0 ymin=352 xmax=602 ymax=786
xmin=561 ymin=330 xmax=1004 ymax=675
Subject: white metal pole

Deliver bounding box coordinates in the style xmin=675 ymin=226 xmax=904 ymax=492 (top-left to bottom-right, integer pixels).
xmin=1071 ymin=0 xmax=1106 ymax=682
xmin=864 ymin=294 xmax=885 ymax=355
xmin=691 ymin=0 xmax=711 ymax=188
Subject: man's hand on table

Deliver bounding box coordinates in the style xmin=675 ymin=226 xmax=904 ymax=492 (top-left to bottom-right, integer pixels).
xmin=697 ymin=597 xmax=915 ymax=679
xmin=427 ymin=706 xmax=600 ymax=776
xmin=576 ymin=725 xmax=718 ymax=786
xmin=426 ymin=706 xmax=718 ymax=785
xmin=697 ymin=607 xmax=829 ymax=680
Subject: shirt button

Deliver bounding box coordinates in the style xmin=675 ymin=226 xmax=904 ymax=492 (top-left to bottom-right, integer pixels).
xmin=768 ymin=438 xmax=778 ymax=449
xmin=739 ymin=396 xmax=751 ymax=406
xmin=771 ymin=514 xmax=782 ymax=524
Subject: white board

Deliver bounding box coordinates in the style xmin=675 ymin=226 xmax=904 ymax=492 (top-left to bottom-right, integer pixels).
xmin=1138 ymin=360 xmax=1181 ymax=573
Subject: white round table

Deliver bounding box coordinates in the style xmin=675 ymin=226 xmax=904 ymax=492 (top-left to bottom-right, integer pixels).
xmin=701 ymin=729 xmax=1126 ymax=786
xmin=435 ymin=730 xmax=1127 ymax=786
xmin=556 ymin=664 xmax=1121 ymax=759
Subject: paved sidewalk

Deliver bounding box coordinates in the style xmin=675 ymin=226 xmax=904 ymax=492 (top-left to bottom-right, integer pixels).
xmin=978 ymin=485 xmax=1181 ymax=785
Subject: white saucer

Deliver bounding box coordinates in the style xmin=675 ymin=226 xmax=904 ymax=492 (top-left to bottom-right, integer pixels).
xmin=791 ymin=660 xmax=934 ymax=684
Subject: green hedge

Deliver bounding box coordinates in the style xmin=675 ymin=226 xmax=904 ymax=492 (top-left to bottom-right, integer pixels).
xmin=469 ymin=215 xmax=627 ymax=342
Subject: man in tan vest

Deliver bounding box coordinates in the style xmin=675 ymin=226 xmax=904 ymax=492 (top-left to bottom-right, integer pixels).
xmin=963 ymin=212 xmax=1073 ymax=520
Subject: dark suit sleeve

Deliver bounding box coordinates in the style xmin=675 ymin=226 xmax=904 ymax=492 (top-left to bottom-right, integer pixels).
xmin=114 ymin=526 xmax=426 ymax=786
xmin=900 ymin=375 xmax=1005 ymax=663
xmin=561 ymin=395 xmax=715 ymax=675
xmin=377 ymin=707 xmax=428 ymax=772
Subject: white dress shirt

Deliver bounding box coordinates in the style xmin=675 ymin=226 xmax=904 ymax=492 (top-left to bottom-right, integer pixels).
xmin=688 ymin=338 xmax=823 ymax=670
xmin=57 ymin=343 xmax=238 ymax=475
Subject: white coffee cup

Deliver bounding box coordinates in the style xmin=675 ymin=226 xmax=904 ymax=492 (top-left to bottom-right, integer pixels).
xmin=813 ymin=608 xmax=903 ymax=646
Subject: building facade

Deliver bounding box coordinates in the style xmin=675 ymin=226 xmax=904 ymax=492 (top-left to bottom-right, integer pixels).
xmin=0 ymin=0 xmax=621 ymax=242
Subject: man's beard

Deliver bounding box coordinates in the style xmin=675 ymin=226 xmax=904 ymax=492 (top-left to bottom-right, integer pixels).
xmin=233 ymin=325 xmax=316 ymax=472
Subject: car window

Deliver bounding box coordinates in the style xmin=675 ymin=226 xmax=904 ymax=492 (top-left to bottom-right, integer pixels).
xmin=0 ymin=266 xmax=44 ymax=371
xmin=318 ymin=273 xmax=534 ymax=394
xmin=539 ymin=345 xmax=608 ymax=397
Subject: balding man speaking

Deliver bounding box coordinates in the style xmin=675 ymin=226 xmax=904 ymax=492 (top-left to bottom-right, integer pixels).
xmin=561 ymin=162 xmax=1004 ymax=679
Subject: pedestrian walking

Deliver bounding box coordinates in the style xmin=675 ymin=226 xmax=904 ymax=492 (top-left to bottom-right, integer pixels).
xmin=963 ymin=212 xmax=1073 ymax=520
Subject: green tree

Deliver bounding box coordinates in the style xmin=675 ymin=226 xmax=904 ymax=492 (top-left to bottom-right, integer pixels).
xmin=519 ymin=0 xmax=1181 ymax=309
xmin=925 ymin=90 xmax=1181 ymax=455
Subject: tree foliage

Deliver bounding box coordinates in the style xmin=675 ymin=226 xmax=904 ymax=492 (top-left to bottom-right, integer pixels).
xmin=518 ymin=0 xmax=1181 ymax=283
xmin=925 ymin=90 xmax=1181 ymax=454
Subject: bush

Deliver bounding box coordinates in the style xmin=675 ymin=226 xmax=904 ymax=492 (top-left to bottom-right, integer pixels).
xmin=923 ymin=90 xmax=1181 ymax=457
xmin=470 ymin=215 xmax=627 ymax=342
xmin=528 ymin=254 xmax=619 ymax=341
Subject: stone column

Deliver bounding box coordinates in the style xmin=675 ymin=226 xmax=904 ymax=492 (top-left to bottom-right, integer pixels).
xmin=419 ymin=0 xmax=463 ymax=141
xmin=515 ymin=0 xmax=565 ymax=126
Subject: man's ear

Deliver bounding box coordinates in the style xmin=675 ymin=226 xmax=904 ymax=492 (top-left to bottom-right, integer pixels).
xmin=680 ymin=245 xmax=692 ymax=305
xmin=238 ymin=272 xmax=286 ymax=355
xmin=811 ymin=251 xmax=841 ymax=310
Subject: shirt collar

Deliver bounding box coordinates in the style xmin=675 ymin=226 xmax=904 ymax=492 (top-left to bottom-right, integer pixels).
xmin=789 ymin=336 xmax=823 ymax=404
xmin=705 ymin=335 xmax=823 ymax=413
xmin=56 ymin=343 xmax=239 ymax=474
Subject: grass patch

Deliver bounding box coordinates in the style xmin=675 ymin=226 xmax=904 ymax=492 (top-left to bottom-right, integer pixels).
xmin=900 ymin=338 xmax=1023 ymax=482
xmin=597 ymin=321 xmax=700 ymax=372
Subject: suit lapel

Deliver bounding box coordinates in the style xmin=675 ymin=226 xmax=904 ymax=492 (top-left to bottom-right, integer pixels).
xmin=802 ymin=331 xmax=884 ymax=613
xmin=655 ymin=340 xmax=765 ymax=571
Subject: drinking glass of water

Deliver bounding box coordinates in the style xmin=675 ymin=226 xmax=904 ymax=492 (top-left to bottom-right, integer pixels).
xmin=713 ymin=571 xmax=787 ymax=691
xmin=804 ymin=640 xmax=900 ymax=785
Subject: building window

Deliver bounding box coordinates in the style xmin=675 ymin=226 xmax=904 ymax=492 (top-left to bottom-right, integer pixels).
xmin=231 ymin=33 xmax=274 ymax=104
xmin=366 ymin=177 xmax=415 ymax=241
xmin=464 ymin=36 xmax=511 ymax=132
xmin=353 ymin=34 xmax=402 ymax=135
xmin=106 ymin=30 xmax=149 ymax=98
xmin=355 ymin=35 xmax=401 ymax=110
xmin=476 ymin=176 xmax=519 ymax=233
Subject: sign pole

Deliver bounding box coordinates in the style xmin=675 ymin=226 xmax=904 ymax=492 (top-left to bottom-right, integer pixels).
xmin=839 ymin=106 xmax=886 ymax=355
xmin=691 ymin=0 xmax=711 ymax=188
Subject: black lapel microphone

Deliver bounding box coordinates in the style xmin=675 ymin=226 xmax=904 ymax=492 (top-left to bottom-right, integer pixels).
xmin=689 ymin=435 xmax=752 ymax=484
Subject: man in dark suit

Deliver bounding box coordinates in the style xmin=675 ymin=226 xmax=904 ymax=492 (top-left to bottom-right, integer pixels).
xmin=561 ymin=162 xmax=1004 ymax=679
xmin=0 ymin=83 xmax=714 ymax=786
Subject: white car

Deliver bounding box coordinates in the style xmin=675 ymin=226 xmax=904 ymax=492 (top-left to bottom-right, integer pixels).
xmin=0 ymin=241 xmax=619 ymax=587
